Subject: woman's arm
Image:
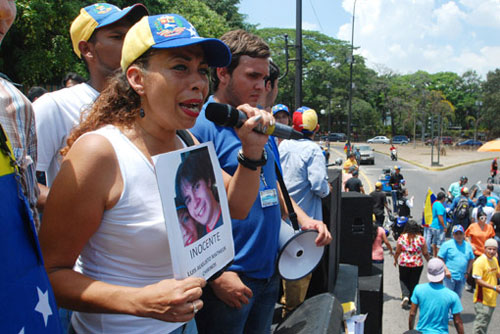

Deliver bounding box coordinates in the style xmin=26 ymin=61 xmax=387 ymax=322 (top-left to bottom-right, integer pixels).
xmin=39 ymin=134 xmax=204 ymax=322
xmin=393 ymin=243 xmax=402 ymax=266
xmin=381 ymin=231 xmax=394 ymax=256
xmin=422 ymin=242 xmax=431 ymax=262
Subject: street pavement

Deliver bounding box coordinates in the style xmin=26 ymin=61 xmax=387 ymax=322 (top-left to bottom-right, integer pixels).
xmin=324 ymin=142 xmax=499 ymax=334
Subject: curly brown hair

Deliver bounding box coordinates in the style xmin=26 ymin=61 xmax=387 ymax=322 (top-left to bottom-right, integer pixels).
xmin=62 ymin=49 xmax=158 ymax=156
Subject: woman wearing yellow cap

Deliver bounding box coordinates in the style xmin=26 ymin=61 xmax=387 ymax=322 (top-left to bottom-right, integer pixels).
xmin=39 ymin=14 xmax=273 ymax=334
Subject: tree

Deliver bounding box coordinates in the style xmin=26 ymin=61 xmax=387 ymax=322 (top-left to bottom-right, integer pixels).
xmin=0 ymin=0 xmax=231 ymax=89
xmin=255 ymin=27 xmax=380 ymax=137
xmin=351 ymin=97 xmax=382 ymax=139
xmin=427 ymin=90 xmax=455 ymax=138
xmin=482 ymin=69 xmax=500 ymax=138
xmin=199 ymin=0 xmax=250 ymax=30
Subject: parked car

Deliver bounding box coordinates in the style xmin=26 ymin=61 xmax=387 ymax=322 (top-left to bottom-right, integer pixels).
xmin=455 ymin=139 xmax=482 ymax=147
xmin=354 ymin=145 xmax=375 ymax=165
xmin=323 ymin=132 xmax=347 ymax=142
xmin=425 ymin=136 xmax=453 ymax=146
xmin=367 ymin=136 xmax=390 ymax=144
xmin=392 ymin=135 xmax=409 ymax=144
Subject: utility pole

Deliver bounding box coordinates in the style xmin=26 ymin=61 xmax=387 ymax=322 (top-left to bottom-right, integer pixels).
xmin=347 ymin=0 xmax=357 ymax=155
xmin=295 ymin=0 xmax=302 ymax=110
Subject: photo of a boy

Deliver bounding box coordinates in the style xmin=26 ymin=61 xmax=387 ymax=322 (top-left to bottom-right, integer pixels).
xmin=175 ymin=147 xmax=223 ymax=246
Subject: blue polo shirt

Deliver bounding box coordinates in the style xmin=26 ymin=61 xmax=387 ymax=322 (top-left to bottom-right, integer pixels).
xmin=431 ymin=200 xmax=446 ymax=230
xmin=411 ymin=283 xmax=463 ymax=334
xmin=438 ymin=239 xmax=474 ymax=281
xmin=190 ymin=96 xmax=281 ymax=279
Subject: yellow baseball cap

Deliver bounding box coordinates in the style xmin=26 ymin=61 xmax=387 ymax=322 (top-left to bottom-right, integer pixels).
xmin=70 ymin=3 xmax=148 ymax=58
xmin=120 ymin=14 xmax=231 ymax=72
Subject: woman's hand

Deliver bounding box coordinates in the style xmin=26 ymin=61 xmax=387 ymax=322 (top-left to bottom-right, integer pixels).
xmin=134 ymin=277 xmax=206 ymax=323
xmin=234 ymin=104 xmax=274 ymax=160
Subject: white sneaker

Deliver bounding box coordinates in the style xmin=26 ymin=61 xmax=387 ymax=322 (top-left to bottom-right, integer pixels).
xmin=401 ymin=296 xmax=409 ymax=308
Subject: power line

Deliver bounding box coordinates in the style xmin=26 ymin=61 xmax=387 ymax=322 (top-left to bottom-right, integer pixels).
xmin=308 ymin=0 xmax=324 ymax=32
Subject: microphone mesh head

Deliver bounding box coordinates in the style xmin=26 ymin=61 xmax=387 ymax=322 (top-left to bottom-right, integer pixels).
xmin=205 ymin=103 xmax=239 ymax=127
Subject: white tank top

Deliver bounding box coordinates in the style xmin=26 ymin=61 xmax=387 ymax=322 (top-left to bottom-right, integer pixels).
xmin=72 ymin=125 xmax=184 ymax=334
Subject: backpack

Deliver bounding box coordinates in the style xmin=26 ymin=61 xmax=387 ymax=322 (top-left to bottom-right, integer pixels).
xmin=455 ymin=197 xmax=470 ymax=220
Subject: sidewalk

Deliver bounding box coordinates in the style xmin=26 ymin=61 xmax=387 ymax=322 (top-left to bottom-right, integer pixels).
xmin=329 ymin=142 xmax=498 ymax=170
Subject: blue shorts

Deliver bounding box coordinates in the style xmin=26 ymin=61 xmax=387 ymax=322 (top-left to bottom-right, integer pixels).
xmin=429 ymin=228 xmax=445 ymax=247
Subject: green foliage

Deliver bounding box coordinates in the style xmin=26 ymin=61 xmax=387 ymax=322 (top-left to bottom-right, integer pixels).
xmin=1 ymin=0 xmax=497 ymax=139
xmin=482 ymin=69 xmax=500 ymax=137
xmin=199 ymin=0 xmax=251 ymax=30
xmin=256 ymin=27 xmax=380 ymax=135
xmin=0 ymin=0 xmax=233 ymax=89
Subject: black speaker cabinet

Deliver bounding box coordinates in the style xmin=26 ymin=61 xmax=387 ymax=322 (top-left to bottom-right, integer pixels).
xmin=339 ymin=192 xmax=374 ymax=276
xmin=358 ymin=264 xmax=384 ymax=334
xmin=307 ymin=168 xmax=342 ymax=298
xmin=274 ymin=293 xmax=344 ymax=334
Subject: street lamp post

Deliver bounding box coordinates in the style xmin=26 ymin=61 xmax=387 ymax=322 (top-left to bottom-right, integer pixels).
xmin=347 ymin=0 xmax=357 ymax=155
xmin=474 ymin=100 xmax=482 ymax=142
xmin=326 ymin=83 xmax=332 ymax=150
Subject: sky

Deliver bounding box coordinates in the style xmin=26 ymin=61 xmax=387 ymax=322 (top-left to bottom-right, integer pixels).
xmin=238 ymin=0 xmax=500 ymax=78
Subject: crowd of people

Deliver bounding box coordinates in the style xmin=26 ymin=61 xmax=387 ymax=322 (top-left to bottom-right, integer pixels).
xmin=368 ymin=167 xmax=500 ymax=333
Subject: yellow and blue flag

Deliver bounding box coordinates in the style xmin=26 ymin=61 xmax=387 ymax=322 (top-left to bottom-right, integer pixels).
xmin=422 ymin=188 xmax=436 ymax=227
xmin=0 ymin=125 xmax=62 ymax=333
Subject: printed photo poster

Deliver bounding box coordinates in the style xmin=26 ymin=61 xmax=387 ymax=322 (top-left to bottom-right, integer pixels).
xmin=154 ymin=142 xmax=234 ymax=280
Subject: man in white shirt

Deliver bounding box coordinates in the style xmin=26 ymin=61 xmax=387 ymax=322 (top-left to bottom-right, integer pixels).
xmin=34 ymin=3 xmax=147 ymax=209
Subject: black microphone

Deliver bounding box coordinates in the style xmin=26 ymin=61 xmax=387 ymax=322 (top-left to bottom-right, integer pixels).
xmin=205 ymin=103 xmax=304 ymax=140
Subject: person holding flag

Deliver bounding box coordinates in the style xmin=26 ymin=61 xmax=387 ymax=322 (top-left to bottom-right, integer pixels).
xmin=0 ymin=0 xmax=62 ymax=332
xmin=422 ymin=188 xmax=437 ymax=249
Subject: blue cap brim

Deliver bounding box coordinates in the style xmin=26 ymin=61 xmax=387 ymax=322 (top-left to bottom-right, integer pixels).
xmin=151 ymin=37 xmax=231 ymax=68
xmin=96 ymin=4 xmax=148 ymax=29
xmin=273 ymin=109 xmax=289 ymax=116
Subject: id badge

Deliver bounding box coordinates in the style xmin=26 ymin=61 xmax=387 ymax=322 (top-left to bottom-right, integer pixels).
xmin=260 ymin=188 xmax=278 ymax=208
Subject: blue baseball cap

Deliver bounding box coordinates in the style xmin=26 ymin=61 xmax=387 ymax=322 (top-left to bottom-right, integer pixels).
xmin=452 ymin=225 xmax=464 ymax=234
xmin=121 ymin=14 xmax=231 ymax=71
xmin=272 ymin=104 xmax=289 ymax=116
xmin=70 ymin=3 xmax=148 ymax=58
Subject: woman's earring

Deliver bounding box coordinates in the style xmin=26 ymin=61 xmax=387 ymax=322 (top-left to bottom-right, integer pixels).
xmin=139 ymin=108 xmax=145 ymax=118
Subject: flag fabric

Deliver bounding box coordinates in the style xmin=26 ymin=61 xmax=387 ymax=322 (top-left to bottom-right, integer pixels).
xmin=0 ymin=125 xmax=62 ymax=333
xmin=422 ymin=188 xmax=436 ymax=227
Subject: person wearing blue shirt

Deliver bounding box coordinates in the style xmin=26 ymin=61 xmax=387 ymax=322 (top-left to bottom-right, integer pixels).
xmin=410 ymin=258 xmax=464 ymax=334
xmin=438 ymin=225 xmax=475 ymax=320
xmin=190 ymin=29 xmax=332 ymax=334
xmin=430 ymin=192 xmax=447 ymax=257
xmin=448 ymin=176 xmax=468 ymax=200
xmin=486 ymin=184 xmax=499 ymax=202
xmin=485 ymin=188 xmax=498 ymax=208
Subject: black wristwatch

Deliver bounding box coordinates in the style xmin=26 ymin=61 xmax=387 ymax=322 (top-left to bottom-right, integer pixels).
xmin=237 ymin=149 xmax=267 ymax=170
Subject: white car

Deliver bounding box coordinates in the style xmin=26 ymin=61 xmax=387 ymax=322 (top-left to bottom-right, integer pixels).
xmin=367 ymin=136 xmax=390 ymax=144
xmin=354 ymin=145 xmax=375 ymax=165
